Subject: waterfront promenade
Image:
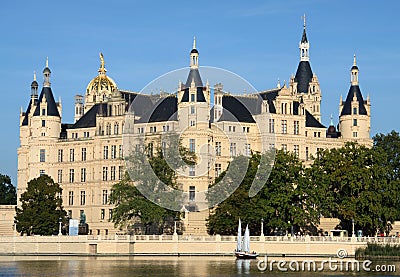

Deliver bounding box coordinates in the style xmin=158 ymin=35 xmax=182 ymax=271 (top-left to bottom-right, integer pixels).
xmin=0 ymin=234 xmax=395 ymax=257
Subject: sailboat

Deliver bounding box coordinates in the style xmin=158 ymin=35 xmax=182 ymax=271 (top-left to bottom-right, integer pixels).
xmin=235 ymin=219 xmax=259 ymax=259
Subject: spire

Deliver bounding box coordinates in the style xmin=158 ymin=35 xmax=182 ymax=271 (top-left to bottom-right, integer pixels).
xmin=43 ymin=57 xmax=51 ymax=87
xmin=193 ymin=36 xmax=196 ymax=49
xmin=299 ymin=14 xmax=310 ymax=61
xmin=33 ymin=71 xmax=37 ymax=82
xmin=98 ymin=52 xmax=107 ymax=75
xmin=31 ymin=71 xmax=38 ymax=100
xmin=330 ymin=114 xmax=334 ymax=126
xmin=351 ymin=54 xmax=359 ymax=85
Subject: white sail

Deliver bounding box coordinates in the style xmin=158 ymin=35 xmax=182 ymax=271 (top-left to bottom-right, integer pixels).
xmin=243 ymin=225 xmax=250 ymax=253
xmin=236 ymin=219 xmax=242 ymax=251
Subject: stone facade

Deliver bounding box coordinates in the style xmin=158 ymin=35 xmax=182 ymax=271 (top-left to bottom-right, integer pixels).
xmin=17 ymin=22 xmax=372 ymax=236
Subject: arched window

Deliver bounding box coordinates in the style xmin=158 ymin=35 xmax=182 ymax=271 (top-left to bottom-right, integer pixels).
xmin=114 ymin=122 xmax=119 ymax=135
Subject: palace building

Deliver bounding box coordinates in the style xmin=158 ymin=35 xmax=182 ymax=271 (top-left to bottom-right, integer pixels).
xmin=17 ymin=21 xmax=371 ymax=236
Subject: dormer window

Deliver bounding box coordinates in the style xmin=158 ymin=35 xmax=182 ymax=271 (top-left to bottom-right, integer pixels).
xmin=42 ymin=120 xmax=45 ymax=127
xmin=42 ymin=109 xmax=46 ymax=116
xmin=191 ymin=93 xmax=195 ymax=102
xmin=353 ymin=107 xmax=358 ymax=115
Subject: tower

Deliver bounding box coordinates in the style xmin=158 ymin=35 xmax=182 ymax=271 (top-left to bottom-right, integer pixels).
xmin=289 ymin=15 xmax=322 ymax=121
xmin=339 ymin=55 xmax=371 ymax=140
xmin=74 ymin=94 xmax=84 ymax=123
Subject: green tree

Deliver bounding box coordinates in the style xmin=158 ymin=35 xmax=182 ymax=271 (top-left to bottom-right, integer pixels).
xmin=310 ymin=142 xmax=398 ymax=236
xmin=110 ymin=134 xmax=195 ymax=234
xmin=207 ymin=151 xmax=321 ymax=235
xmin=15 ymin=175 xmax=66 ymax=236
xmin=0 ymin=174 xmax=16 ymax=205
xmin=374 ymin=130 xmax=400 ymax=181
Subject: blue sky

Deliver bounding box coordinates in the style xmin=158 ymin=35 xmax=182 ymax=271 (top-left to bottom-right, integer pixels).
xmin=1 ymin=1 xmax=399 ymax=184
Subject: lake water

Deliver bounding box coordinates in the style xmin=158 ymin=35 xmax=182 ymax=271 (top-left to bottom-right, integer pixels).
xmin=0 ymin=256 xmax=398 ymax=276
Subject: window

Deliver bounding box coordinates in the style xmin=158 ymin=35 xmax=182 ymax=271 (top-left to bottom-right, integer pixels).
xmin=269 ymin=119 xmax=275 ymax=133
xmin=244 ymin=144 xmax=251 ymax=157
xmin=119 ymin=145 xmax=123 ymax=158
xmin=81 ymin=148 xmax=86 ymax=161
xmin=111 ymin=145 xmax=116 ymax=159
xmin=58 ymin=149 xmax=63 ymax=162
xmin=230 ymin=142 xmax=237 ymax=157
xmin=114 ymin=122 xmax=119 ymax=135
xmin=110 ymin=166 xmax=116 ymax=181
xmin=306 ymin=147 xmax=309 ymax=161
xmin=294 ymin=145 xmax=299 ymax=158
xmin=353 ymin=119 xmax=357 ymax=126
xmin=353 ymin=107 xmax=358 ymax=115
xmin=68 ymin=191 xmax=74 ymax=206
xmin=103 ymin=167 xmax=108 ymax=181
xmin=190 ymin=105 xmax=195 ymax=114
xmin=189 ymin=165 xmax=195 ymax=176
xmin=190 ymin=93 xmax=195 ymax=102
xmin=118 ymin=166 xmax=123 ymax=180
xmin=190 ymin=120 xmax=196 ymax=126
xmin=81 ymin=168 xmax=86 ymax=182
xmin=40 ymin=149 xmax=45 ymax=162
xmin=103 ymin=146 xmax=109 ymax=159
xmin=70 ymin=149 xmax=74 ymax=162
xmin=69 ymin=169 xmax=75 ymax=183
xmin=39 ymin=169 xmax=45 ymax=176
xmin=282 ymin=144 xmax=287 ymax=153
xmin=42 ymin=108 xmax=46 ymax=116
xmin=106 ymin=123 xmax=111 ymax=135
xmin=215 ymin=142 xmax=221 ymax=156
xmin=294 ymin=121 xmax=300 ymax=135
xmin=80 ymin=191 xmax=86 ymax=205
xmin=102 ymin=190 xmax=108 ymax=205
xmin=189 ymin=186 xmax=195 ymax=201
xmin=189 ymin=139 xmax=196 ymax=153
xmin=101 ymin=209 xmax=105 ymax=220
xmin=353 ymin=132 xmax=358 ymax=138
xmin=215 ymin=163 xmax=222 ymax=177
xmin=281 ymin=120 xmax=287 ymax=134
xmin=109 ymin=209 xmax=113 ymax=220
xmin=58 ymin=169 xmax=63 ymax=183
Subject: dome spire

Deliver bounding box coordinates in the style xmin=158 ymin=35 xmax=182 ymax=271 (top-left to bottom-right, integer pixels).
xmin=299 ymin=14 xmax=309 ymax=61
xmin=98 ymin=52 xmax=107 ymax=75
xmin=190 ymin=37 xmax=199 ymax=69
xmin=43 ymin=57 xmax=51 ymax=87
xmin=31 ymin=71 xmax=38 ymax=99
xmin=351 ymin=54 xmax=359 ymax=85
xmin=193 ymin=36 xmax=196 ymax=50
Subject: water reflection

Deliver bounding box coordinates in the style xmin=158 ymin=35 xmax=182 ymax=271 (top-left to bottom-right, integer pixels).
xmin=236 ymin=259 xmax=251 ymax=274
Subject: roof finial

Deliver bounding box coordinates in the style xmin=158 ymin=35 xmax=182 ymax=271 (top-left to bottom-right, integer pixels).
xmin=33 ymin=71 xmax=36 ymax=81
xmin=99 ymin=52 xmax=106 ymax=73
xmin=353 ymin=54 xmax=357 ymax=66
xmin=302 ymin=13 xmax=306 ymax=28
xmin=45 ymin=57 xmax=49 ymax=68
xmin=193 ymin=36 xmax=196 ymax=49
xmin=330 ymin=114 xmax=334 ymax=126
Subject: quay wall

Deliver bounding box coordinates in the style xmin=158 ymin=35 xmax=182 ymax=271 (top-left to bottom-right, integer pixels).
xmin=0 ymin=235 xmax=393 ymax=257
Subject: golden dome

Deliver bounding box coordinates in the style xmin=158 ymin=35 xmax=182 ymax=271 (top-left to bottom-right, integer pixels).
xmin=86 ymin=53 xmax=117 ymax=94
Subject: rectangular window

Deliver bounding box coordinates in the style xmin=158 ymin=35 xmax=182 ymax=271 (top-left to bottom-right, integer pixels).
xmin=119 ymin=145 xmax=123 ymax=158
xmin=215 ymin=163 xmax=222 ymax=178
xmin=58 ymin=169 xmax=63 ymax=183
xmin=109 ymin=209 xmax=113 ymax=220
xmin=68 ymin=191 xmax=74 ymax=206
xmin=244 ymin=143 xmax=251 ymax=157
xmin=190 ymin=105 xmax=195 ymax=114
xmin=39 ymin=169 xmax=45 ymax=176
xmin=102 ymin=167 xmax=108 ymax=181
xmin=189 ymin=165 xmax=195 ymax=176
xmin=282 ymin=144 xmax=287 ymax=153
xmin=111 ymin=145 xmax=116 ymax=159
xmin=103 ymin=146 xmax=109 ymax=159
xmin=228 ymin=126 xmax=231 ymax=132
xmin=353 ymin=132 xmax=358 ymax=138
xmin=80 ymin=191 xmax=86 ymax=206
xmin=81 ymin=148 xmax=86 ymax=161
xmin=42 ymin=120 xmax=45 ymax=127
xmin=269 ymin=119 xmax=275 ymax=133
xmin=353 ymin=119 xmax=358 ymax=126
xmin=189 ymin=186 xmax=195 ymax=201
xmin=101 ymin=209 xmax=105 ymax=220
xmin=69 ymin=169 xmax=74 ymax=183
xmin=306 ymin=147 xmax=309 ymax=161
xmin=230 ymin=142 xmax=237 ymax=157
xmin=294 ymin=121 xmax=300 ymax=135
xmin=81 ymin=168 xmax=86 ymax=183
xmin=215 ymin=142 xmax=221 ymax=156
xmin=190 ymin=120 xmax=195 ymax=126
xmin=353 ymin=107 xmax=358 ymax=115
xmin=111 ymin=166 xmax=116 ymax=181
xmin=294 ymin=145 xmax=299 ymax=158
xmin=58 ymin=149 xmax=63 ymax=162
xmin=40 ymin=149 xmax=46 ymax=162
xmin=189 ymin=139 xmax=196 ymax=153
xmin=118 ymin=166 xmax=123 ymax=180
xmin=102 ymin=190 xmax=108 ymax=205
xmin=281 ymin=120 xmax=287 ymax=134
xmin=190 ymin=93 xmax=195 ymax=102
xmin=70 ymin=149 xmax=74 ymax=162
xmin=42 ymin=108 xmax=46 ymax=116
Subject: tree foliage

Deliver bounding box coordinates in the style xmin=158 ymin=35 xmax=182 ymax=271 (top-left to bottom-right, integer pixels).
xmin=15 ymin=175 xmax=66 ymax=236
xmin=0 ymin=174 xmax=16 ymax=205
